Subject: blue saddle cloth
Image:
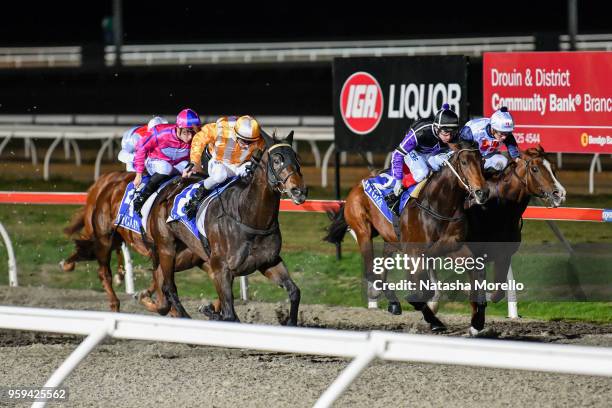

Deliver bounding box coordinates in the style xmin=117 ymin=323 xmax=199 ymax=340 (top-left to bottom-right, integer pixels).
xmin=167 ymin=177 xmax=239 ymax=240
xmin=361 ymin=170 xmax=417 ymax=224
xmin=114 ymin=176 xmax=174 ymax=233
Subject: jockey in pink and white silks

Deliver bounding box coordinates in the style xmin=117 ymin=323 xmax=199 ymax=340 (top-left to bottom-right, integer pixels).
xmin=117 ymin=116 xmax=169 ymax=172
xmin=459 ymin=107 xmax=520 ymax=172
xmin=131 ymin=108 xmax=202 ymax=216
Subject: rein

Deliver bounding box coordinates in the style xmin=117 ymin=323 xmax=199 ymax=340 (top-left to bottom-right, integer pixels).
xmin=412 ymin=148 xmax=479 ymax=222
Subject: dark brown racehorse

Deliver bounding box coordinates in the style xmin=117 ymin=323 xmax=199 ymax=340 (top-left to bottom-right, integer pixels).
xmin=141 ymin=130 xmax=307 ymax=324
xmin=458 ymin=146 xmax=566 ymax=334
xmin=325 ymin=140 xmax=488 ymax=332
xmin=62 ymin=171 xmax=201 ymax=313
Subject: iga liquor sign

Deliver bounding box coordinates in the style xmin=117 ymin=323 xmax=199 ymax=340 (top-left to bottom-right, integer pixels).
xmin=333 ymin=56 xmax=468 ymax=152
xmin=484 ymin=52 xmax=612 ymax=153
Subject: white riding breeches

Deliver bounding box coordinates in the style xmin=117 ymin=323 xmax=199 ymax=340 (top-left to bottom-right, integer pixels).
xmin=204 ymin=159 xmax=239 ymax=189
xmin=403 ymin=151 xmax=431 ymax=182
xmin=145 ymin=158 xmax=189 ymax=176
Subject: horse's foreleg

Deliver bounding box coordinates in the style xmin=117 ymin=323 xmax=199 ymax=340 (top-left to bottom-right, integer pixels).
xmin=408 ymin=267 xmax=446 ymax=332
xmin=158 ymin=251 xmax=190 ymax=318
xmin=491 ymin=255 xmax=512 ymax=303
xmin=138 ymin=275 xmax=159 ymax=313
xmin=468 ymin=264 xmax=487 ymax=335
xmin=211 ymin=264 xmax=239 ymax=322
xmin=426 ymin=268 xmax=441 ymax=314
xmin=260 ymin=258 xmax=301 ymax=326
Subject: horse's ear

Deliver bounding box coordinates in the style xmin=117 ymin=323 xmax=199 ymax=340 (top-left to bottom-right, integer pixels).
xmin=536 ymin=144 xmax=545 ymax=154
xmin=260 ymin=128 xmax=274 ymax=148
xmin=284 ymin=130 xmax=294 ymax=145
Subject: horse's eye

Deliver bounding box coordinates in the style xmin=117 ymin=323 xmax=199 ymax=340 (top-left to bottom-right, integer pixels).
xmin=461 ymin=160 xmax=467 ymax=166
xmin=532 ymin=166 xmax=539 ymax=172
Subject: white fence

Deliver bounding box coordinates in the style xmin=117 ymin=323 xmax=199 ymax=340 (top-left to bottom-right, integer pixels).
xmin=3 ymin=35 xmax=612 ymax=69
xmin=0 ymin=115 xmax=335 ymax=185
xmin=1 ymin=306 xmax=611 ymax=408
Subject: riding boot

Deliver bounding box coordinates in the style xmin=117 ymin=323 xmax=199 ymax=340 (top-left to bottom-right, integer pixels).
xmin=183 ymin=184 xmax=209 ymax=219
xmin=384 ymin=192 xmax=402 ymax=217
xmin=133 ymin=173 xmax=171 ymax=217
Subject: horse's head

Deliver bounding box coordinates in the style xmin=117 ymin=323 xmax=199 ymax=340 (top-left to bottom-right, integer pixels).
xmin=256 ymin=129 xmax=308 ymax=204
xmin=518 ymin=145 xmax=566 ymax=207
xmin=447 ymin=140 xmax=489 ymax=204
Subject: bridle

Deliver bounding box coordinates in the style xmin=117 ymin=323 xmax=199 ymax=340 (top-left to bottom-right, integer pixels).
xmin=441 ymin=148 xmax=481 ymax=200
xmin=264 ymin=143 xmax=302 ymax=194
xmin=510 ymin=156 xmax=550 ymax=199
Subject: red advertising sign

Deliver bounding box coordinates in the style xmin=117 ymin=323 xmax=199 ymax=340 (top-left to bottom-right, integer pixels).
xmin=483 ymin=52 xmax=612 ymax=153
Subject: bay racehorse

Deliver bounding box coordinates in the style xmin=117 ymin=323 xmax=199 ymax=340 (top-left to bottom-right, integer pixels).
xmin=140 ymin=130 xmax=307 ymax=324
xmin=325 ymin=140 xmax=488 ymax=332
xmin=62 ymin=171 xmax=201 ymax=313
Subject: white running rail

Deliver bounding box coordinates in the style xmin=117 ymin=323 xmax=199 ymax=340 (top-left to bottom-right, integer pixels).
xmin=0 ymin=306 xmax=611 ymax=408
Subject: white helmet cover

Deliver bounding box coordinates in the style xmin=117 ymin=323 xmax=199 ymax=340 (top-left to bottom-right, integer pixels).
xmin=147 ymin=116 xmax=168 ymax=131
xmin=490 ymin=107 xmax=514 ymax=132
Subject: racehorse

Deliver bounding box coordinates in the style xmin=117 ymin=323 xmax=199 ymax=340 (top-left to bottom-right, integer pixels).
xmin=460 ymin=146 xmax=566 ymax=333
xmin=62 ymin=171 xmax=201 ymax=313
xmin=140 ymin=130 xmax=307 ymax=324
xmin=325 ymin=140 xmax=489 ymax=332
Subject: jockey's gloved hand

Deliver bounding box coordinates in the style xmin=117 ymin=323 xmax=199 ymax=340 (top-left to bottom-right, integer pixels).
xmin=237 ymin=162 xmax=252 ymax=178
xmin=428 ymin=152 xmax=452 ymax=171
xmin=393 ymin=179 xmax=403 ymax=196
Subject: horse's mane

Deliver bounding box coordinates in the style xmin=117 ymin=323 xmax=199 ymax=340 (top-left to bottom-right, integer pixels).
xmin=451 ymin=139 xmax=479 ymax=151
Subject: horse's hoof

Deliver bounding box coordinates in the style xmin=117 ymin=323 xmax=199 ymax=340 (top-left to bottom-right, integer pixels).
xmin=430 ymin=323 xmax=447 ymax=333
xmin=468 ymin=326 xmax=481 ymax=337
xmin=198 ymin=303 xmax=221 ymax=320
xmin=387 ymin=302 xmax=402 ymax=315
xmin=59 ymin=260 xmax=75 ymax=272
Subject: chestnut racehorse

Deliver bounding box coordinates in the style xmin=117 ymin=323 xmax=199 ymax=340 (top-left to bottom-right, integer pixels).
xmin=325 ymin=141 xmax=489 ymax=332
xmin=62 ymin=171 xmax=201 ymax=312
xmin=140 ymin=131 xmax=308 ymax=324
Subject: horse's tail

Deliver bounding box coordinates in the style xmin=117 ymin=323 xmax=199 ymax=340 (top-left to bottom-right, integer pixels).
xmin=63 ymin=207 xmax=86 ymax=237
xmin=323 ymin=204 xmax=349 ymax=244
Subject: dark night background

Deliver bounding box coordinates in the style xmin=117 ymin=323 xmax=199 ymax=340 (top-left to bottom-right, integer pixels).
xmin=0 ymin=0 xmax=608 ymax=116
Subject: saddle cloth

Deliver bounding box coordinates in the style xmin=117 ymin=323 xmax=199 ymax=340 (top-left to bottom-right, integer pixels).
xmin=361 ymin=170 xmax=419 ymax=224
xmin=166 ymin=177 xmax=239 ymax=240
xmin=114 ymin=176 xmax=175 ymax=234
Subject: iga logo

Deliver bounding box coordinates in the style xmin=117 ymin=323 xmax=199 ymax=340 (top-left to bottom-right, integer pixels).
xmin=340 ymin=72 xmax=383 ymax=135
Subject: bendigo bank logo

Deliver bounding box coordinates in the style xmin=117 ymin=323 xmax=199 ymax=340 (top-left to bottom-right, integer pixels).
xmin=340 ymin=72 xmax=383 ymax=135
xmin=581 ymin=132 xmax=589 ymax=147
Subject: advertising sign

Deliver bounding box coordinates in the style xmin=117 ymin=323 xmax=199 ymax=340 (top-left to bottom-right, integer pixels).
xmin=484 ymin=52 xmax=612 ymax=153
xmin=333 ymin=56 xmax=468 ymax=152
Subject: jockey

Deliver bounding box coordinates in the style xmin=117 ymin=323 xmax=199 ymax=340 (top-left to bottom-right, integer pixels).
xmin=389 ymin=104 xmax=460 ymax=198
xmin=118 ymin=116 xmax=169 ymax=172
xmin=182 ymin=115 xmax=265 ymax=218
xmin=459 ymin=106 xmax=520 ymax=172
xmin=131 ymin=108 xmax=201 ymax=216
